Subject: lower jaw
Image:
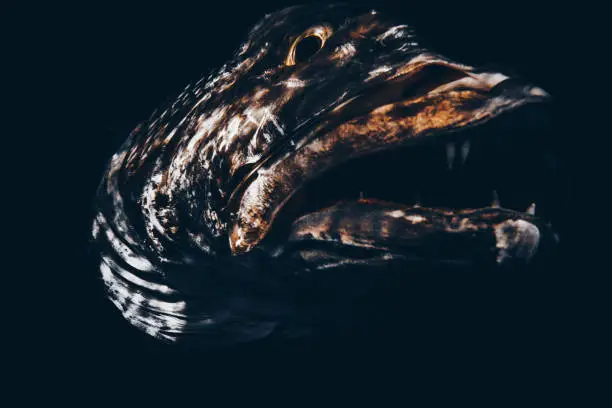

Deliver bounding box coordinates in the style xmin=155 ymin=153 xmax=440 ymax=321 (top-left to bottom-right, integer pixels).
xmin=267 ymin=199 xmax=558 ymax=270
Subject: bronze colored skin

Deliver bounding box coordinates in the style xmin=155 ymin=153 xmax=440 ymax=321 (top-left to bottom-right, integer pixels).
xmin=92 ymin=4 xmax=556 ymax=345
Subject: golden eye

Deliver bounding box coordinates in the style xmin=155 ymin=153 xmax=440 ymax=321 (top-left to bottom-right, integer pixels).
xmin=285 ymin=25 xmax=333 ymax=66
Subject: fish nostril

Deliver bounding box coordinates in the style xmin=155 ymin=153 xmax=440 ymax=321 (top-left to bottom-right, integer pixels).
xmin=266 ymin=71 xmax=284 ymax=83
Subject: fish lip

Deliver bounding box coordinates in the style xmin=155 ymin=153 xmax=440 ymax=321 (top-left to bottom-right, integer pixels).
xmin=228 ymin=59 xmax=554 ymax=256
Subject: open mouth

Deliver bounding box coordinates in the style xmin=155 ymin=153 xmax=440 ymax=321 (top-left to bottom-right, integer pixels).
xmin=228 ymin=58 xmax=561 ymax=269
xmin=267 ymin=104 xmax=560 ymax=268
xmin=256 ymin=101 xmax=561 ymax=270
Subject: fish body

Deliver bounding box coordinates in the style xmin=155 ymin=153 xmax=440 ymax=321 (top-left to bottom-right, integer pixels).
xmin=92 ymin=4 xmax=557 ymax=345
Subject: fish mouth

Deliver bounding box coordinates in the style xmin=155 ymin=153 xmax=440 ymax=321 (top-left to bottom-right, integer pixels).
xmin=229 ymin=55 xmax=560 ymax=268
xmin=275 ymin=106 xmax=558 ymax=269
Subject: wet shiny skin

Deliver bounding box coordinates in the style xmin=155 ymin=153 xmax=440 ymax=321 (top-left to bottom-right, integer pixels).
xmin=92 ymin=4 xmax=556 ymax=345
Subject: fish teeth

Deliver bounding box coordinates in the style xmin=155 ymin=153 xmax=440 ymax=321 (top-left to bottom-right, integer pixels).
xmin=460 ymin=140 xmax=470 ymax=164
xmin=446 ymin=143 xmax=456 ymax=170
xmin=414 ymin=192 xmax=421 ymax=207
xmin=446 ymin=140 xmax=470 ymax=169
xmin=526 ymin=202 xmax=536 ymax=215
xmin=491 ymin=190 xmax=500 ymax=208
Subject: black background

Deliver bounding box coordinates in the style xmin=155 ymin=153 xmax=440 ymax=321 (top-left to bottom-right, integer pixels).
xmin=12 ymin=0 xmax=596 ymax=395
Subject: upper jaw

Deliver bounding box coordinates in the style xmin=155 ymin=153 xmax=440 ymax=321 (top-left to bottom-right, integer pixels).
xmin=228 ymin=53 xmax=552 ymax=255
xmin=325 ymin=52 xmax=549 ymax=126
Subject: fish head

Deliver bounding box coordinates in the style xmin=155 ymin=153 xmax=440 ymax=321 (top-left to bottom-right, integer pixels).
xmin=94 ymin=4 xmax=563 ymax=345
xmin=209 ymin=5 xmax=558 ymax=267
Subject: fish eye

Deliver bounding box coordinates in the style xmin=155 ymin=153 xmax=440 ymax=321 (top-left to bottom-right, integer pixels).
xmin=293 ymin=36 xmax=323 ymax=64
xmin=285 ymin=25 xmax=333 ymax=66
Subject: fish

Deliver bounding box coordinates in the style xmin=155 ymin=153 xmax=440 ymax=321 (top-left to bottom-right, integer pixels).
xmin=91 ymin=4 xmax=560 ymax=346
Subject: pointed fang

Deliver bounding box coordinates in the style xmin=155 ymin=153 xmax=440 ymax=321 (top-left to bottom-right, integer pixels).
xmin=491 ymin=190 xmax=500 ymax=208
xmin=460 ymin=140 xmax=470 ymax=165
xmin=446 ymin=143 xmax=456 ymax=170
xmin=527 ymin=202 xmax=536 ymax=215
